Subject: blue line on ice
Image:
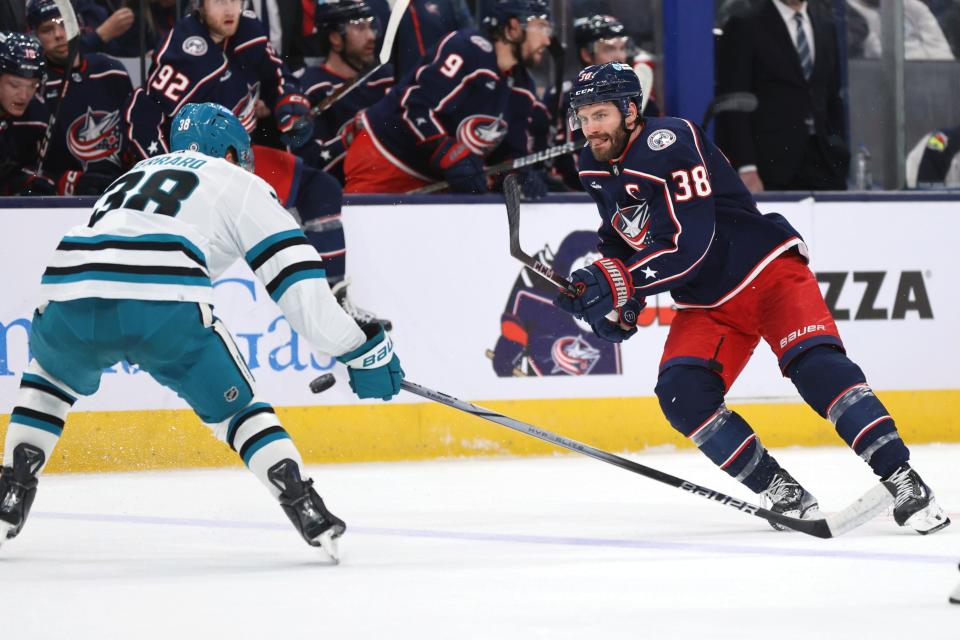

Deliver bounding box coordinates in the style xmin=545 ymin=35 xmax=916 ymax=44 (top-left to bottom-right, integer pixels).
xmin=32 ymin=510 xmax=957 ymax=565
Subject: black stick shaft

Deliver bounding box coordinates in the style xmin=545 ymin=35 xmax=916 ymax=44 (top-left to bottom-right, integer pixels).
xmin=399 ymin=379 xmax=831 ymax=538
xmin=409 ymin=139 xmax=582 ymax=195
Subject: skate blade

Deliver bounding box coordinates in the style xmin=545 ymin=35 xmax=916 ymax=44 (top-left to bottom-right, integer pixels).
xmin=905 ymin=500 xmax=951 ymax=535
xmin=315 ymin=529 xmax=341 ymax=565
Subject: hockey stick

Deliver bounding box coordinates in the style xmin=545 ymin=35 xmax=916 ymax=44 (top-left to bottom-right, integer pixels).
xmin=398 ymin=379 xmax=892 ymax=538
xmin=409 ymin=137 xmax=584 ymax=195
xmin=700 ymin=91 xmax=758 ymax=130
xmin=308 ymin=0 xmax=410 ymax=118
xmin=501 ymin=174 xmax=579 ymax=294
xmin=36 ymin=0 xmax=81 ymax=176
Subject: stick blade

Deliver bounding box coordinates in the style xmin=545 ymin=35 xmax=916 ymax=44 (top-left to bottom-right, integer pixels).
xmin=503 ymin=174 xmax=523 ymax=256
xmin=823 ymin=482 xmax=893 ymax=537
xmin=53 ymin=0 xmax=80 ymax=41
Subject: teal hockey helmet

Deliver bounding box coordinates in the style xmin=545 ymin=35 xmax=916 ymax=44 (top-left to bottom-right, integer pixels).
xmin=171 ymin=102 xmax=253 ymax=171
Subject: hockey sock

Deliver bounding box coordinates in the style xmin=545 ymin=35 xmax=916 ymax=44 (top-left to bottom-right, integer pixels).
xmin=303 ymin=215 xmax=346 ymax=283
xmin=297 ymin=164 xmax=346 ymax=282
xmin=3 ymin=361 xmax=78 ymax=473
xmin=212 ymin=397 xmax=304 ymax=498
xmin=656 ymin=365 xmax=780 ymax=493
xmin=787 ymin=346 xmax=908 ymax=478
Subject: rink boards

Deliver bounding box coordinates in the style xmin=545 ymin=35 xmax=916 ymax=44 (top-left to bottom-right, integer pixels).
xmin=0 ymin=194 xmax=958 ymax=472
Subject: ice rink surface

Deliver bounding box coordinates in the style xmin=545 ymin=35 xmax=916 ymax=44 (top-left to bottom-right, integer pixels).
xmin=1 ymin=443 xmax=957 ymax=639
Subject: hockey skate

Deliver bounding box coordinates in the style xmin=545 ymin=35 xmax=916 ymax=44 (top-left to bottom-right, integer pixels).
xmin=268 ymin=459 xmax=346 ymax=563
xmin=760 ymin=469 xmax=822 ymax=531
xmin=882 ymin=463 xmax=950 ymax=534
xmin=331 ymin=278 xmax=393 ymax=332
xmin=0 ymin=443 xmax=45 ymax=546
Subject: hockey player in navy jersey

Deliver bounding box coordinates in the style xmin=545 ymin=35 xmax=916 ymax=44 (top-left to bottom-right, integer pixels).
xmin=293 ymin=0 xmax=393 ymax=184
xmin=0 ymin=32 xmax=51 ymax=196
xmin=538 ymin=14 xmax=660 ymax=191
xmin=343 ymin=0 xmax=551 ymax=195
xmin=555 ymin=63 xmax=949 ymax=534
xmin=0 ymin=104 xmax=403 ymax=561
xmin=124 ymin=0 xmax=313 ymax=161
xmin=27 ymin=0 xmax=133 ymax=196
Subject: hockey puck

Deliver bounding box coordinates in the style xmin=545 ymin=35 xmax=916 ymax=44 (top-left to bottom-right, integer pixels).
xmin=309 ymin=373 xmax=336 ymax=394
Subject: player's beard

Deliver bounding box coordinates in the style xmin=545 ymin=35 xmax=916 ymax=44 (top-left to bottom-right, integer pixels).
xmin=342 ymin=45 xmax=374 ymax=73
xmin=588 ymin=123 xmax=629 ymax=162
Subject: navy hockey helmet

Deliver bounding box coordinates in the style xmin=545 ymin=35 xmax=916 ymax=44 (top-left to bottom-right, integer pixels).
xmin=171 ymin=102 xmax=253 ymax=171
xmin=481 ymin=0 xmax=551 ymax=32
xmin=26 ymin=0 xmax=64 ymax=31
xmin=573 ymin=15 xmax=626 ymax=50
xmin=314 ymin=0 xmax=374 ymax=31
xmin=0 ymin=32 xmax=46 ymax=79
xmin=568 ymin=62 xmax=642 ymax=131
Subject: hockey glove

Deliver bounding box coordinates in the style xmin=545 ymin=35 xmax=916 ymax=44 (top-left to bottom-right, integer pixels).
xmin=57 ymin=170 xmax=116 ymax=196
xmin=425 ymin=136 xmax=486 ymax=193
xmin=554 ymin=257 xmax=634 ymax=325
xmin=17 ymin=172 xmax=56 ymax=197
xmin=276 ymin=93 xmax=315 ymax=149
xmin=336 ymin=323 xmax=404 ymax=401
xmin=491 ymin=313 xmax=528 ymax=376
xmin=518 ymin=167 xmax=548 ymax=200
xmin=590 ymin=296 xmax=646 ymax=343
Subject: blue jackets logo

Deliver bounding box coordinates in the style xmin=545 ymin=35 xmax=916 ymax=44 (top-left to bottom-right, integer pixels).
xmin=550 ymin=336 xmax=601 ymax=375
xmin=66 ymin=109 xmax=122 ymax=168
xmin=611 ymin=201 xmax=651 ymax=248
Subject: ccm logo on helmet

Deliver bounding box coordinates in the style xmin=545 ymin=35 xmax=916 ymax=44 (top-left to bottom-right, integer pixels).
xmin=779 ymin=324 xmax=827 ymax=349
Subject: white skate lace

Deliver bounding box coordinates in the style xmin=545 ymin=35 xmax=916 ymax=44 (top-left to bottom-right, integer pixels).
xmin=763 ymin=475 xmax=800 ymax=506
xmin=339 ymin=295 xmax=380 ymax=324
xmin=887 ymin=468 xmax=922 ymax=508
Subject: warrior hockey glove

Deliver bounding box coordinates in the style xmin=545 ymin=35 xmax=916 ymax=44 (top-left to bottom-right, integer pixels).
xmin=336 ymin=323 xmax=404 ymax=401
xmin=554 ymin=257 xmax=634 ymax=325
xmin=424 ymin=136 xmax=486 ymax=193
xmin=276 ymin=93 xmax=315 ymax=149
xmin=590 ymin=296 xmax=646 ymax=343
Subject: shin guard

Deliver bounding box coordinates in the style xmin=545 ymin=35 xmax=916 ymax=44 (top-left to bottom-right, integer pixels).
xmin=788 ymin=346 xmax=908 ymax=477
xmin=656 ymin=365 xmax=780 ymax=492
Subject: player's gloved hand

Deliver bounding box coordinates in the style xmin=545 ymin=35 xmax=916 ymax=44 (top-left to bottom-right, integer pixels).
xmin=425 ymin=136 xmax=486 ymax=193
xmin=18 ymin=172 xmax=56 ymax=196
xmin=518 ymin=167 xmax=548 ymax=200
xmin=590 ymin=296 xmax=646 ymax=343
xmin=336 ymin=323 xmax=404 ymax=401
xmin=57 ymin=170 xmax=116 ymax=196
xmin=554 ymin=257 xmax=634 ymax=325
xmin=275 ymin=93 xmax=315 ymax=149
xmin=492 ymin=313 xmax=527 ymax=376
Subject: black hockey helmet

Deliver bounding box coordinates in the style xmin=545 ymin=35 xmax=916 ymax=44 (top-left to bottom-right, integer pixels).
xmin=481 ymin=0 xmax=551 ymax=32
xmin=0 ymin=32 xmax=46 ymax=79
xmin=26 ymin=0 xmax=64 ymax=31
xmin=573 ymin=15 xmax=626 ymax=50
xmin=568 ymin=62 xmax=641 ymax=131
xmin=314 ymin=0 xmax=374 ymax=32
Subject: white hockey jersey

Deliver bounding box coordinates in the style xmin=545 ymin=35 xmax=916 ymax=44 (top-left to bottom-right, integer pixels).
xmin=40 ymin=150 xmax=365 ymax=357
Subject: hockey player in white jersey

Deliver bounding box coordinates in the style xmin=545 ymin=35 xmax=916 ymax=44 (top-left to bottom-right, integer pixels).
xmin=0 ymin=103 xmax=403 ymax=562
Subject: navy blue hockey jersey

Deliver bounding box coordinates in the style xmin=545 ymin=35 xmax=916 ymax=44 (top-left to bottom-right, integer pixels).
xmin=294 ymin=63 xmax=394 ymax=182
xmin=39 ymin=53 xmax=132 ymax=182
xmin=361 ymin=28 xmax=544 ymax=181
xmin=0 ymin=100 xmax=49 ymax=195
xmin=579 ymin=116 xmax=805 ymax=308
xmin=124 ymin=12 xmax=300 ymax=160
